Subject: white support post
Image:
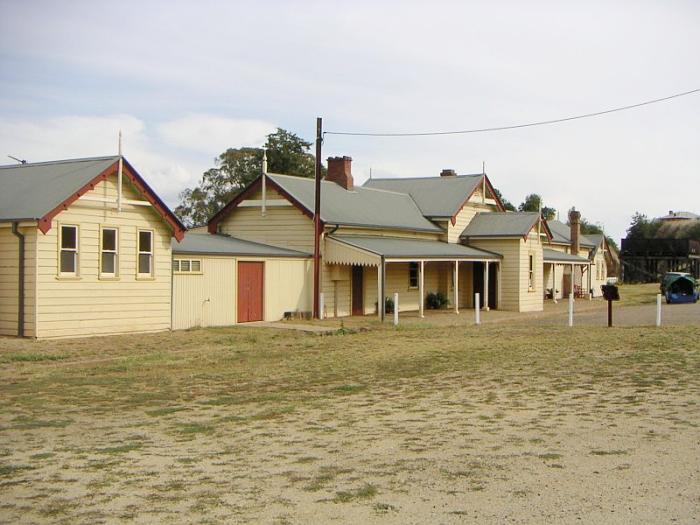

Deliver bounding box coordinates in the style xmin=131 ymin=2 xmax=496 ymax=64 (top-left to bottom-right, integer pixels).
xmin=484 ymin=262 xmax=490 ymax=311
xmin=454 ymin=260 xmax=459 ymax=314
xmin=588 ymin=263 xmax=592 ymax=300
xmin=568 ymin=294 xmax=574 ymax=327
xmin=552 ymin=263 xmax=557 ymax=304
xmin=319 ymin=292 xmax=325 ymax=320
xmin=377 ymin=266 xmax=382 ymax=320
xmin=419 ymin=260 xmax=425 ymax=318
xmin=570 ymin=264 xmax=575 ymax=301
xmin=475 ymin=293 xmax=481 ymax=325
xmin=393 ymin=292 xmax=399 ymax=326
xmin=656 ymin=294 xmax=662 ymax=327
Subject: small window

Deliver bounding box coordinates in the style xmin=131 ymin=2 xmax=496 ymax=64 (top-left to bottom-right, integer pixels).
xmin=59 ymin=225 xmax=78 ymax=274
xmin=408 ymin=262 xmax=418 ymax=288
xmin=138 ymin=230 xmax=153 ymax=276
xmin=173 ymin=258 xmax=202 ymax=274
xmin=528 ymin=254 xmax=534 ymax=290
xmin=100 ymin=228 xmax=118 ymax=276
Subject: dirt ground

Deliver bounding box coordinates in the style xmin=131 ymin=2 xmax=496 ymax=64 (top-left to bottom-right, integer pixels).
xmin=1 ymin=293 xmax=699 ymax=523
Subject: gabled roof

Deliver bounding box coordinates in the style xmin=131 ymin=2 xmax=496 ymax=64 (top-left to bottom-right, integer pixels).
xmin=460 ymin=212 xmax=552 ymax=240
xmin=546 ymin=220 xmax=595 ymax=248
xmin=0 ymin=156 xmax=185 ymax=240
xmin=172 ymin=233 xmax=310 ymax=257
xmin=330 ymin=235 xmax=501 ymax=260
xmin=363 ymin=173 xmax=505 ymax=219
xmin=209 ymin=173 xmax=442 ymax=234
xmin=659 ymin=210 xmax=699 ymax=221
xmin=586 ymin=233 xmax=605 ymax=257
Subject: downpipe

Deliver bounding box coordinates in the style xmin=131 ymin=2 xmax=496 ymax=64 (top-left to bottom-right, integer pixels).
xmin=11 ymin=222 xmax=25 ymax=337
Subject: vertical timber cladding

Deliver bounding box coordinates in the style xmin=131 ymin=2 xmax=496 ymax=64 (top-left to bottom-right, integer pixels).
xmin=237 ymin=261 xmax=264 ymax=323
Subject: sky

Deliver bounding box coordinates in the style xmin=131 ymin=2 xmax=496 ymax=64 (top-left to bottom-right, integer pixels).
xmin=1 ymin=0 xmax=698 ymax=242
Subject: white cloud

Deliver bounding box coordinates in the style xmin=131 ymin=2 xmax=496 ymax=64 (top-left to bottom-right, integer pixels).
xmin=0 ymin=114 xmax=204 ymax=205
xmin=157 ymin=115 xmax=276 ymax=155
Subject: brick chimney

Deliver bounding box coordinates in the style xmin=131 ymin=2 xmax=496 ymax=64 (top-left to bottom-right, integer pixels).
xmin=326 ymin=156 xmax=354 ymax=190
xmin=440 ymin=169 xmax=457 ymax=177
xmin=569 ymin=208 xmax=581 ymax=255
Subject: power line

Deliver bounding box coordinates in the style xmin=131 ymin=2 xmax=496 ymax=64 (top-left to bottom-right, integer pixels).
xmin=324 ymin=88 xmax=700 ymax=137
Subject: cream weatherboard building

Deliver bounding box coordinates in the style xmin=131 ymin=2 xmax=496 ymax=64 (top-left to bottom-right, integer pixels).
xmin=0 ymin=157 xmax=185 ymax=339
xmin=1 ymin=154 xmax=603 ymax=339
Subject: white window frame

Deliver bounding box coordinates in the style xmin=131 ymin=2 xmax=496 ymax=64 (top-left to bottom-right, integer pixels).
xmin=99 ymin=227 xmax=119 ymax=278
xmin=58 ymin=224 xmax=79 ymax=277
xmin=528 ymin=253 xmax=535 ymax=291
xmin=173 ymin=258 xmax=202 ymax=274
xmin=137 ymin=229 xmax=154 ymax=278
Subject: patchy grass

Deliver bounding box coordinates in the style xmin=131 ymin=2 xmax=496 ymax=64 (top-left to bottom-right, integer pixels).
xmin=0 ymin=352 xmax=68 ymax=363
xmin=0 ymin=319 xmax=698 ymax=523
xmin=617 ymin=283 xmax=662 ymax=306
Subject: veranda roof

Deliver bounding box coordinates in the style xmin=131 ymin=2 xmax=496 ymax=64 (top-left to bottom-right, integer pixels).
xmin=543 ymin=249 xmax=590 ymax=264
xmin=326 ymin=235 xmax=501 ymax=266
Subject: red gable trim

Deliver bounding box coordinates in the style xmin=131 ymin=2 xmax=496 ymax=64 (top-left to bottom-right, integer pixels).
xmin=524 ymin=217 xmax=553 ymax=241
xmin=208 ymin=175 xmax=317 ymax=234
xmin=38 ymin=159 xmax=186 ymax=241
xmin=450 ymin=175 xmax=506 ymax=226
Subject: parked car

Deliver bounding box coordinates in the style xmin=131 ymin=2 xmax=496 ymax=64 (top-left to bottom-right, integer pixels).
xmin=660 ymin=272 xmax=699 ymax=304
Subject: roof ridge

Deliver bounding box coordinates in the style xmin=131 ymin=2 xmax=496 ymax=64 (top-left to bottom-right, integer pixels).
xmin=0 ymin=155 xmax=119 ymax=169
xmin=366 ymin=173 xmax=483 ymax=183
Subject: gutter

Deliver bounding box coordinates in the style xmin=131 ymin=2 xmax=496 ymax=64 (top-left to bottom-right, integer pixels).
xmin=11 ymin=222 xmax=25 ymax=337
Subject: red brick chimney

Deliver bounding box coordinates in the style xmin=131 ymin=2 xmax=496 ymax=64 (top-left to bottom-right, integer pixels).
xmin=569 ymin=208 xmax=581 ymax=255
xmin=440 ymin=169 xmax=457 ymax=177
xmin=326 ymin=156 xmax=354 ymax=190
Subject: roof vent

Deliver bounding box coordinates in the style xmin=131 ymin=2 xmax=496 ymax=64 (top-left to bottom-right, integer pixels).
xmin=440 ymin=169 xmax=457 ymax=177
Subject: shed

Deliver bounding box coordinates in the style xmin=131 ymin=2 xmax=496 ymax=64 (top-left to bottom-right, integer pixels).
xmin=171 ymin=233 xmax=312 ymax=329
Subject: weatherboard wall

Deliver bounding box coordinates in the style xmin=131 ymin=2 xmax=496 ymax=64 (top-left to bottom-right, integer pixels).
xmin=34 ymin=176 xmax=173 ymax=339
xmin=0 ymin=225 xmax=37 ymax=337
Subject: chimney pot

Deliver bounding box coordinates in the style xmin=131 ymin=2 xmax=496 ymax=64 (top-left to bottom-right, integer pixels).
xmin=440 ymin=169 xmax=457 ymax=177
xmin=325 ymin=156 xmax=354 ymax=190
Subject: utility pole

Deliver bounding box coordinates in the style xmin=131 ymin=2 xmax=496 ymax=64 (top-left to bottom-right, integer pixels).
xmin=313 ymin=117 xmax=323 ymax=319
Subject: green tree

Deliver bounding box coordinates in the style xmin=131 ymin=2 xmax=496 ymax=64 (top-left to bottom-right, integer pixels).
xmin=175 ymin=128 xmax=321 ymax=226
xmin=518 ymin=193 xmax=556 ymax=220
xmin=626 ymin=212 xmax=661 ymax=240
xmin=493 ymin=188 xmax=516 ymax=211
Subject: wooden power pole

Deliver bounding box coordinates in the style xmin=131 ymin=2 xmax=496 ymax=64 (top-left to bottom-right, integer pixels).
xmin=313 ymin=117 xmax=322 ymax=319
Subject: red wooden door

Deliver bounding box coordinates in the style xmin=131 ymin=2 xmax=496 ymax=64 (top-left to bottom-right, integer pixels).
xmin=351 ymin=265 xmax=364 ymax=316
xmin=237 ymin=262 xmax=264 ymax=323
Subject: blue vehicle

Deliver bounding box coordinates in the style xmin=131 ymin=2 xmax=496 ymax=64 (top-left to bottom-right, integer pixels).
xmin=660 ymin=272 xmax=699 ymax=304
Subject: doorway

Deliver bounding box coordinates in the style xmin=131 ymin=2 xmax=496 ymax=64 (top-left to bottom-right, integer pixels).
xmin=237 ymin=261 xmax=264 ymax=323
xmin=351 ymin=265 xmax=364 ymax=315
xmin=472 ymin=262 xmax=498 ymax=309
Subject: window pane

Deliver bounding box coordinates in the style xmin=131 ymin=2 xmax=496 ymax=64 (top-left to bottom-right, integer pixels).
xmin=102 ymin=229 xmax=116 ymax=251
xmin=181 ymin=260 xmax=190 ymax=272
xmin=138 ymin=253 xmax=151 ymax=274
xmin=191 ymin=260 xmax=201 ymax=272
xmin=101 ymin=252 xmax=115 ymax=274
xmin=173 ymin=260 xmax=180 ymax=272
xmin=61 ymin=226 xmax=77 ymax=249
xmin=60 ymin=251 xmax=75 ymax=273
xmin=139 ymin=231 xmax=152 ymax=253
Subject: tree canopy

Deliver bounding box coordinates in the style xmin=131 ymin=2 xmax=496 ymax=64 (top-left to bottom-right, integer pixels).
xmin=518 ymin=193 xmax=556 ymax=220
xmin=175 ymin=128 xmax=321 ymax=227
xmin=626 ymin=212 xmax=662 ymax=240
xmin=493 ymin=188 xmax=516 ymax=211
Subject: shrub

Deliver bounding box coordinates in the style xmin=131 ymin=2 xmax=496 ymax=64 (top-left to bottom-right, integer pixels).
xmin=425 ymin=292 xmax=450 ymax=309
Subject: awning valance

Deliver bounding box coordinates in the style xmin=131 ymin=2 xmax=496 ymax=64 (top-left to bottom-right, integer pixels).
xmin=325 ymin=235 xmax=501 ymax=266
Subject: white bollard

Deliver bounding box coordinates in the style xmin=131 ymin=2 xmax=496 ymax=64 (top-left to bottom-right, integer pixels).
xmin=475 ymin=293 xmax=481 ymax=325
xmin=656 ymin=294 xmax=662 ymax=327
xmin=319 ymin=293 xmax=325 ymax=320
xmin=393 ymin=292 xmax=399 ymax=326
xmin=568 ymin=294 xmax=574 ymax=327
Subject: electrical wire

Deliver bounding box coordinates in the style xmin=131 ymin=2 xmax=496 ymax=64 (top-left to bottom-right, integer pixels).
xmin=324 ymin=88 xmax=700 ymax=137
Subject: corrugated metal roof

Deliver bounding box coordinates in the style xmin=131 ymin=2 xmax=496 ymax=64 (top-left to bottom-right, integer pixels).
xmin=0 ymin=156 xmax=119 ymax=221
xmin=546 ymin=220 xmax=596 ymax=248
xmin=330 ymin=235 xmax=501 ymax=259
xmin=543 ymin=249 xmax=590 ymax=264
xmin=460 ymin=212 xmax=540 ymax=238
xmin=267 ymin=174 xmax=442 ymax=233
xmin=363 ymin=174 xmax=483 ymax=217
xmin=172 ymin=233 xmax=310 ymax=257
